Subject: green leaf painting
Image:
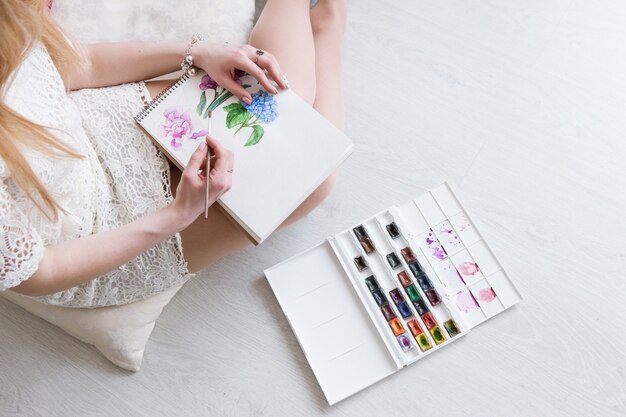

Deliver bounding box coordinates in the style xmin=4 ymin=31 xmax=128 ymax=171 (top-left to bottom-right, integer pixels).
xmin=245 ymin=125 xmax=264 ymax=147
xmin=196 ymin=91 xmax=206 ymax=116
xmin=224 ymin=103 xmax=249 ymax=129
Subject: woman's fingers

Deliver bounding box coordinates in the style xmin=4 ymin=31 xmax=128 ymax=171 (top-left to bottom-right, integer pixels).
xmin=212 ymin=150 xmax=233 ymax=174
xmin=256 ymin=53 xmax=287 ymax=90
xmin=241 ymin=45 xmax=286 ymax=89
xmin=199 ymin=136 xmax=233 ymax=198
xmin=218 ymin=76 xmax=252 ymax=104
xmin=205 ymin=136 xmax=234 ymax=174
xmin=185 ymin=140 xmax=207 ymax=177
xmin=205 ymin=135 xmax=226 ymax=159
xmin=208 ymin=167 xmax=232 ymax=198
xmin=235 ymin=55 xmax=278 ymax=94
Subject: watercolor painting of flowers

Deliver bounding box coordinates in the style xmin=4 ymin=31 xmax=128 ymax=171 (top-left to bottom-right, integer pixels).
xmin=160 ymin=71 xmax=279 ymax=151
xmin=196 ymin=72 xmax=279 ymax=147
xmin=161 ymin=109 xmax=207 ymax=149
xmin=195 ymin=71 xmax=245 ymax=118
xmin=222 ymin=90 xmax=278 ymax=146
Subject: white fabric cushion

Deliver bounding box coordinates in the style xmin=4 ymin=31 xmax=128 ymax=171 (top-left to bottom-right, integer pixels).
xmin=52 ymin=0 xmax=255 ymax=44
xmin=0 ymin=0 xmax=255 ymax=371
xmin=1 ymin=284 xmax=183 ymax=372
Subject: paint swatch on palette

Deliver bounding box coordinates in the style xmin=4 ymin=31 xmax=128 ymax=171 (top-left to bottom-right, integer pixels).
xmin=449 ymin=212 xmax=481 ymax=246
xmin=420 ymin=229 xmax=448 ymax=261
xmin=395 ymin=183 xmax=522 ymax=329
xmin=433 ymin=259 xmax=466 ymax=293
xmin=433 ymin=220 xmax=464 ymax=255
xmin=455 ymin=289 xmax=480 ymax=313
xmin=469 ymin=279 xmax=505 ymax=318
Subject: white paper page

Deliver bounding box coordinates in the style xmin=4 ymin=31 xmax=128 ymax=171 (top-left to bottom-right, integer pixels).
xmin=265 ymin=241 xmax=399 ymax=405
xmin=137 ymin=72 xmax=353 ymax=242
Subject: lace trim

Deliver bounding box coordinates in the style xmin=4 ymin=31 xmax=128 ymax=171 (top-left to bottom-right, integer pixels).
xmin=0 ymin=205 xmax=46 ymax=291
xmin=136 ymin=81 xmax=151 ymax=109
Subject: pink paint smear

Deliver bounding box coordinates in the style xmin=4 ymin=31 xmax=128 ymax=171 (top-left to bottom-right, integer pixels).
xmin=455 ymin=291 xmax=479 ymax=312
xmin=458 ymin=261 xmax=480 ymax=275
xmin=432 ymin=247 xmax=447 ymax=260
xmin=426 ymin=231 xmax=447 ymax=260
xmin=478 ymin=287 xmax=497 ymax=302
xmin=443 ymin=266 xmax=466 ymax=288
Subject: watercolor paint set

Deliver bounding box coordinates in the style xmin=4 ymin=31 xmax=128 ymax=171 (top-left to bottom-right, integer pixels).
xmin=265 ymin=183 xmax=522 ymax=405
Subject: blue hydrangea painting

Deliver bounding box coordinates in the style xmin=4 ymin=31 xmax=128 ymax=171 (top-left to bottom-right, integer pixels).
xmin=195 ymin=72 xmax=279 ymax=147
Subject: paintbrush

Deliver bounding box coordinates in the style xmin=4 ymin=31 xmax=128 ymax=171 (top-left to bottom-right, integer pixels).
xmin=204 ymin=110 xmax=212 ymax=219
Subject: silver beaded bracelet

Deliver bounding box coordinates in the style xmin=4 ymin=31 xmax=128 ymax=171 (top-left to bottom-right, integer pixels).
xmin=181 ymin=34 xmax=203 ymax=76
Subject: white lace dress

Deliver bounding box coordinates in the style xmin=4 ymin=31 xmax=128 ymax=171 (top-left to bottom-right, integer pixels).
xmin=0 ymin=43 xmax=192 ymax=308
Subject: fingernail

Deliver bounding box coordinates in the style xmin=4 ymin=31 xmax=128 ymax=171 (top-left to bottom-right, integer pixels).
xmin=282 ymin=74 xmax=289 ymax=88
xmin=272 ymin=87 xmax=278 ymax=94
xmin=199 ymin=141 xmax=206 ymax=150
xmin=243 ymin=96 xmax=252 ymax=105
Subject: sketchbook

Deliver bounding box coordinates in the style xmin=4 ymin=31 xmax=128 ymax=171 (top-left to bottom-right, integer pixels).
xmin=135 ymin=71 xmax=354 ymax=244
xmin=265 ymin=183 xmax=522 ymax=405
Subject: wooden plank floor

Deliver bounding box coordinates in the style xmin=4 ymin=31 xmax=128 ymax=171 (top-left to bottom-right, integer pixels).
xmin=2 ymin=0 xmax=625 ymax=415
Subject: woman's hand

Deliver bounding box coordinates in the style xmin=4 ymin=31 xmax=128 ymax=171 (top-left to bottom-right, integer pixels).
xmin=194 ymin=43 xmax=289 ymax=104
xmin=172 ymin=136 xmax=234 ymax=227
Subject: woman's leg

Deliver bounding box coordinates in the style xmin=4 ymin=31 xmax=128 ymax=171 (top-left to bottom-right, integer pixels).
xmin=281 ymin=0 xmax=347 ymax=225
xmin=247 ymin=0 xmax=348 ymax=227
xmin=310 ymin=0 xmax=347 ymax=130
xmin=249 ymin=0 xmax=317 ymax=105
xmin=148 ymin=0 xmax=347 ymax=272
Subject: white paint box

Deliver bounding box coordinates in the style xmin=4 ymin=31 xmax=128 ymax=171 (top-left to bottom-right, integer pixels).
xmin=265 ymin=183 xmax=522 ymax=405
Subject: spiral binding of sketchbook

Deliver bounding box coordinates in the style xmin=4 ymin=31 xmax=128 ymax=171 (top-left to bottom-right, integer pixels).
xmin=134 ymin=73 xmax=191 ymax=123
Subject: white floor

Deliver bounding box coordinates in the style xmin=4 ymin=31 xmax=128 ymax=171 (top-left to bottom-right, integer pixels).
xmin=2 ymin=1 xmax=625 ymax=416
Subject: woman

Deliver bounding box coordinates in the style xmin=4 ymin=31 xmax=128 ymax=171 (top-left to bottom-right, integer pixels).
xmin=0 ymin=0 xmax=347 ymax=307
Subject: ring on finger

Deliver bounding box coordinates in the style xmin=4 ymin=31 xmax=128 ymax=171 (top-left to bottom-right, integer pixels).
xmin=254 ymin=48 xmax=265 ymax=64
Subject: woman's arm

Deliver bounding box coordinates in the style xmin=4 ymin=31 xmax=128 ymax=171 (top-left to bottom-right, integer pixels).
xmin=70 ymin=42 xmax=186 ymax=90
xmin=69 ymin=41 xmax=289 ymax=102
xmin=14 ymin=201 xmax=186 ymax=296
xmin=12 ymin=137 xmax=234 ymax=297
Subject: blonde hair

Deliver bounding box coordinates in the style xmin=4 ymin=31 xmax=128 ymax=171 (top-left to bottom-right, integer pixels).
xmin=0 ymin=0 xmax=84 ymax=221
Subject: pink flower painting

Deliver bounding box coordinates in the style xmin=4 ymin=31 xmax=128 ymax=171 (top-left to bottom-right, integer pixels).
xmin=161 ymin=109 xmax=205 ymax=149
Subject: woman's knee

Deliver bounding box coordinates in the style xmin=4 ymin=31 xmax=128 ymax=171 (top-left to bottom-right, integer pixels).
xmin=286 ymin=76 xmax=316 ymax=106
xmin=311 ymin=170 xmax=338 ymax=206
xmin=279 ymin=170 xmax=338 ymax=228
